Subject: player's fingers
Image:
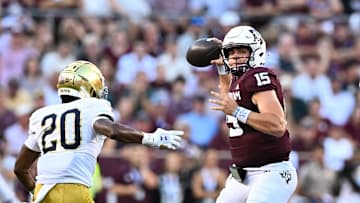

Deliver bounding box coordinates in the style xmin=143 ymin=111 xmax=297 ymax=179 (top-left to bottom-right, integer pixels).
xmin=207 ymin=37 xmax=222 ymax=43
xmin=210 ymin=91 xmax=220 ymax=97
xmin=160 ymin=144 xmax=174 ymax=150
xmin=168 ymin=130 xmax=184 ymax=136
xmin=210 ymin=106 xmax=223 ymax=111
xmin=172 ymin=135 xmax=182 ymax=142
xmin=208 ymin=99 xmax=222 ymax=105
xmin=170 ymin=139 xmax=181 ymax=147
xmin=167 ymin=144 xmax=176 ymax=150
xmin=210 ymin=58 xmax=223 ymax=65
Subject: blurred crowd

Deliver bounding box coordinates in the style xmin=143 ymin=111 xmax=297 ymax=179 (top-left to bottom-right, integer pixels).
xmin=1 ymin=0 xmax=360 ymax=203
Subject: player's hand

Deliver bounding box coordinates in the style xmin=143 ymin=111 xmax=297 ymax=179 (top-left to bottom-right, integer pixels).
xmin=142 ymin=128 xmax=184 ymax=150
xmin=209 ymin=38 xmax=224 ymax=66
xmin=209 ymin=89 xmax=238 ymax=115
xmin=210 ymin=57 xmax=224 ymax=66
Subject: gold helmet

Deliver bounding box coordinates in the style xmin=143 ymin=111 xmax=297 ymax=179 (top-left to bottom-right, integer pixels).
xmin=57 ymin=60 xmax=108 ymax=99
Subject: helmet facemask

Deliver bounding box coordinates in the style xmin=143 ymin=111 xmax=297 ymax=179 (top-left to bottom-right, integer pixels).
xmin=221 ymin=45 xmax=253 ymax=76
xmin=98 ymin=86 xmax=108 ymax=99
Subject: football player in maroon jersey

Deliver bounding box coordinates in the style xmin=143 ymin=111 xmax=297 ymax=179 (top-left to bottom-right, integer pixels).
xmin=208 ymin=26 xmax=297 ymax=203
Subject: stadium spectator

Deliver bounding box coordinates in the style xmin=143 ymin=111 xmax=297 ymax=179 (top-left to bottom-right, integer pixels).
xmin=178 ymin=94 xmax=219 ymax=148
xmin=21 ymin=57 xmax=46 ymax=96
xmin=150 ymin=0 xmax=188 ymax=20
xmin=192 ymin=149 xmax=226 ymax=203
xmin=106 ymin=145 xmax=158 ymax=203
xmin=306 ymin=0 xmax=343 ymax=20
xmin=0 ymin=24 xmax=38 ymax=86
xmin=291 ymin=116 xmax=324 ymax=153
xmin=115 ymin=40 xmax=158 ymax=86
xmin=333 ymin=148 xmax=360 ymax=203
xmin=3 ymin=78 xmax=32 ymax=112
xmin=269 ymin=32 xmax=302 ymax=73
xmin=4 ymin=104 xmax=33 ymax=156
xmin=102 ymin=28 xmax=130 ymax=66
xmin=296 ymin=143 xmax=337 ymax=203
xmin=158 ymin=151 xmax=184 ymax=203
xmin=110 ymin=0 xmax=152 ymax=25
xmin=320 ymin=75 xmax=356 ymax=126
xmin=176 ymin=15 xmax=208 ymax=57
xmin=0 ymin=86 xmax=16 ymax=137
xmin=41 ymin=71 xmax=62 ymax=105
xmin=291 ymin=54 xmax=331 ymax=103
xmin=323 ymin=125 xmax=354 ymax=172
xmin=40 ymin=40 xmax=75 ymax=79
xmin=79 ymin=0 xmax=113 ymax=17
xmin=0 ymin=173 xmax=21 ymax=203
xmin=76 ymin=33 xmax=103 ymax=64
xmin=345 ymin=105 xmax=360 ymax=146
xmin=157 ymin=37 xmax=195 ymax=83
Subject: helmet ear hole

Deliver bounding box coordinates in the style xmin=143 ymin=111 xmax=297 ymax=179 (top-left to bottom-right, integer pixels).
xmin=223 ymin=48 xmax=230 ymax=58
xmin=90 ymin=88 xmax=97 ymax=97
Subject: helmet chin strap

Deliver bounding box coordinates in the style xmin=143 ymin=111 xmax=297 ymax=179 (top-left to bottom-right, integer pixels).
xmin=230 ymin=64 xmax=250 ymax=76
xmin=222 ymin=55 xmax=251 ymax=77
xmin=220 ymin=50 xmax=231 ymax=74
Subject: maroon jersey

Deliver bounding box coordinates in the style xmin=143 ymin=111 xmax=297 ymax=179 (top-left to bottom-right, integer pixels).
xmin=226 ymin=67 xmax=291 ymax=167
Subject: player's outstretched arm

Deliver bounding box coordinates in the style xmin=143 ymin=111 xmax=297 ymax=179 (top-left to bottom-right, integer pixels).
xmin=14 ymin=146 xmax=40 ymax=193
xmin=93 ymin=119 xmax=183 ymax=150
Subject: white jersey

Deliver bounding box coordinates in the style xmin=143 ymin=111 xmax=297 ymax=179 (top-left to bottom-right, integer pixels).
xmin=25 ymin=98 xmax=114 ymax=187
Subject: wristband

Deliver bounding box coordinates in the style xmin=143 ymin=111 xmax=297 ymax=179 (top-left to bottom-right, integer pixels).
xmin=232 ymin=106 xmax=251 ymax=124
xmin=217 ymin=65 xmax=229 ymax=75
xmin=141 ymin=133 xmax=152 ymax=145
xmin=141 ymin=133 xmax=156 ymax=147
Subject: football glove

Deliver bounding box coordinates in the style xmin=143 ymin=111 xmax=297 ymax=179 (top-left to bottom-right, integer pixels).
xmin=142 ymin=128 xmax=183 ymax=150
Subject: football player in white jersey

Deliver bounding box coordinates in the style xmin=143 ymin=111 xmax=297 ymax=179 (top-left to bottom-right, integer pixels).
xmin=13 ymin=60 xmax=183 ymax=203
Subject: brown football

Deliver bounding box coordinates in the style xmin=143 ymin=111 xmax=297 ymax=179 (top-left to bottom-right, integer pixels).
xmin=186 ymin=38 xmax=221 ymax=67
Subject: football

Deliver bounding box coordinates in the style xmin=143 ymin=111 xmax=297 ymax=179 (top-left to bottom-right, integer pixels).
xmin=186 ymin=38 xmax=221 ymax=67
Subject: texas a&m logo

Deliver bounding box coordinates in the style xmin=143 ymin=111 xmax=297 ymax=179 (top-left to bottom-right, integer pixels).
xmin=229 ymin=84 xmax=241 ymax=100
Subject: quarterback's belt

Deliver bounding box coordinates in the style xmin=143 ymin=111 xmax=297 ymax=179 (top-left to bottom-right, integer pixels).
xmin=229 ymin=164 xmax=247 ymax=182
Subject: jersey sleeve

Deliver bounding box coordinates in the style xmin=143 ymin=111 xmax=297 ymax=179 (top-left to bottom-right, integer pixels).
xmin=244 ymin=68 xmax=278 ymax=94
xmin=91 ymin=99 xmax=115 ymax=127
xmin=24 ymin=113 xmax=41 ymax=152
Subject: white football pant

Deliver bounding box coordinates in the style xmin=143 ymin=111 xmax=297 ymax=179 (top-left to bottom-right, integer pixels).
xmin=216 ymin=161 xmax=297 ymax=203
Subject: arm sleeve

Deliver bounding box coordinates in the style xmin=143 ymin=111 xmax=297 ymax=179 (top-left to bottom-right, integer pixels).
xmin=24 ymin=114 xmax=41 ymax=152
xmin=91 ymin=99 xmax=115 ymax=128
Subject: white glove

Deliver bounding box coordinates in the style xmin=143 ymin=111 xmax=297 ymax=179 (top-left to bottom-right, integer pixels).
xmin=142 ymin=128 xmax=184 ymax=150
